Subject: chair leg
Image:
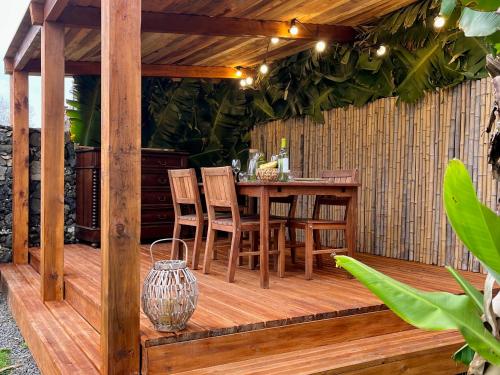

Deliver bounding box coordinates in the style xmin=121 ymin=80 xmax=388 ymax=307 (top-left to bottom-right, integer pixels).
xmin=212 ymin=231 xmax=218 ymax=260
xmin=171 ymin=221 xmax=181 ymax=260
xmin=278 ymin=223 xmax=286 ymax=278
xmin=272 ymin=228 xmax=279 ymax=272
xmin=305 ymin=225 xmax=314 ymax=280
xmin=313 ymin=229 xmax=323 ymax=269
xmin=203 ymin=227 xmax=216 ymax=274
xmin=289 ymin=227 xmax=297 ymax=264
xmin=227 ymin=230 xmax=242 ymax=283
xmin=249 ymin=231 xmax=258 ymax=270
xmin=191 ymin=222 xmax=203 ymax=270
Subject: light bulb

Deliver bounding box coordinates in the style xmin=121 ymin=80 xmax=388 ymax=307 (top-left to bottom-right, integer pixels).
xmin=289 ymin=25 xmax=299 ymax=36
xmin=259 ymin=64 xmax=269 ymax=75
xmin=271 ymin=37 xmax=280 ymax=44
xmin=235 ymin=69 xmax=242 ymax=77
xmin=245 ymin=76 xmax=254 ymax=85
xmin=433 ymin=16 xmax=446 ymax=29
xmin=315 ymin=40 xmax=326 ymax=53
xmin=240 ymin=79 xmax=247 ymax=87
xmin=376 ymin=44 xmax=387 ymax=57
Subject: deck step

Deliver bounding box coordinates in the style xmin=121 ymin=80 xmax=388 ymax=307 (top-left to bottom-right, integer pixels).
xmin=175 ymin=329 xmax=466 ymax=375
xmin=0 ymin=263 xmax=100 ymax=374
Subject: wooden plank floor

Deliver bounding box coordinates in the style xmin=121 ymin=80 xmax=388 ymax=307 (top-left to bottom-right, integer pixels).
xmin=29 ymin=242 xmax=486 ymax=349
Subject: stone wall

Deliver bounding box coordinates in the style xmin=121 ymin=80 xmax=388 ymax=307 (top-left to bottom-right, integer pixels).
xmin=0 ymin=125 xmax=76 ymax=262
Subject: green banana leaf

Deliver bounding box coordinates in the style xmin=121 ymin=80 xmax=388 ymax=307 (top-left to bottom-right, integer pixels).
xmin=443 ymin=160 xmax=500 ymax=281
xmin=453 ymin=344 xmax=476 ymax=366
xmin=446 ymin=266 xmax=484 ymax=312
xmin=459 ymin=8 xmax=500 ymax=37
xmin=335 ymin=255 xmax=500 ymax=365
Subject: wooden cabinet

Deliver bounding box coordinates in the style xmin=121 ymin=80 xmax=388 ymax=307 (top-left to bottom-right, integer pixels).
xmin=75 ymin=147 xmax=188 ymax=246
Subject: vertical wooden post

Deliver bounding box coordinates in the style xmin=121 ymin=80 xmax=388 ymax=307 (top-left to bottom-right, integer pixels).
xmin=101 ymin=0 xmax=141 ymax=373
xmin=10 ymin=71 xmax=29 ymax=265
xmin=40 ymin=22 xmax=65 ymax=301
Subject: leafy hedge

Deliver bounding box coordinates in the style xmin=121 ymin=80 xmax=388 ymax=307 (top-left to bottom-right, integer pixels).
xmin=67 ymin=0 xmax=491 ymax=167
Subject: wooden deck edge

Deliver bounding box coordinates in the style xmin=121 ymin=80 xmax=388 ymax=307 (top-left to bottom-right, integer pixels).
xmin=0 ymin=264 xmax=100 ymax=375
xmin=173 ymin=330 xmax=466 ymax=375
xmin=144 ymin=309 xmax=413 ymax=373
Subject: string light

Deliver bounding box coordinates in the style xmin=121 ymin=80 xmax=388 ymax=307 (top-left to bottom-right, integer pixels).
xmin=315 ymin=40 xmax=326 ymax=53
xmin=235 ymin=67 xmax=243 ymax=77
xmin=289 ymin=19 xmax=299 ymax=36
xmin=433 ymin=15 xmax=446 ymax=29
xmin=259 ymin=63 xmax=269 ymax=75
xmin=376 ymin=44 xmax=387 ymax=57
xmin=271 ymin=37 xmax=280 ymax=45
xmin=245 ymin=76 xmax=254 ymax=85
xmin=240 ymin=79 xmax=247 ymax=87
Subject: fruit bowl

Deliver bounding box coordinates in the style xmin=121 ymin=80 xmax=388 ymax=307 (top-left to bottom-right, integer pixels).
xmin=256 ymin=168 xmax=279 ymax=182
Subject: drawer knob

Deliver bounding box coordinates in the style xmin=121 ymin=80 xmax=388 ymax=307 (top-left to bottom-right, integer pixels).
xmin=158 ymin=196 xmax=167 ymax=202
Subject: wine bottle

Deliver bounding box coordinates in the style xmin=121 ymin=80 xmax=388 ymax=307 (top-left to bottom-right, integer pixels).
xmin=278 ymin=138 xmax=289 ymax=182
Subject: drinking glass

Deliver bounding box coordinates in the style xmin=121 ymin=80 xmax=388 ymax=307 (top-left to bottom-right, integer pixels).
xmin=231 ymin=159 xmax=241 ymax=180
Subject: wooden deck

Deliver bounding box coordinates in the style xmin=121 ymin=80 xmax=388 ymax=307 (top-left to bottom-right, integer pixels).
xmin=1 ymin=242 xmax=485 ymax=374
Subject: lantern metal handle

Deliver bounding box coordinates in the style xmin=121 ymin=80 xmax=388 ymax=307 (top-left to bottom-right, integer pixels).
xmin=149 ymin=238 xmax=190 ymax=265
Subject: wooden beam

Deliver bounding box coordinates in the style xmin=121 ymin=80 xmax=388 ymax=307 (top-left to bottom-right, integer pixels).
xmin=10 ymin=71 xmax=30 ymax=265
xmin=44 ymin=0 xmax=69 ymax=22
xmin=100 ymin=0 xmax=141 ymax=373
xmin=40 ymin=21 xmax=65 ymax=302
xmin=30 ymin=3 xmax=44 ymax=26
xmin=4 ymin=58 xmax=14 ymax=75
xmin=60 ymin=5 xmax=356 ymax=42
xmin=23 ymin=59 xmax=251 ymax=78
xmin=13 ymin=26 xmax=41 ymax=71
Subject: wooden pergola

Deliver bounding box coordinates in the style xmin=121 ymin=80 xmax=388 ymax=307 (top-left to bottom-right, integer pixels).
xmin=5 ymin=0 xmax=417 ymax=373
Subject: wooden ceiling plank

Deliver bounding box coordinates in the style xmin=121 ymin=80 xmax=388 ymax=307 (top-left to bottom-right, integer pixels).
xmin=24 ymin=59 xmax=251 ymax=79
xmin=59 ymin=5 xmax=356 ymax=42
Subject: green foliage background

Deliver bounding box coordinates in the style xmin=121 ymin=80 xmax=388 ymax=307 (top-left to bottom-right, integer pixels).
xmin=67 ymin=0 xmax=492 ymax=167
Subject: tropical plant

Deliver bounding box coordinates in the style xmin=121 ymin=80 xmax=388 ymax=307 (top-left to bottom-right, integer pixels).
xmin=66 ymin=76 xmax=101 ymax=147
xmin=67 ymin=0 xmax=492 ymax=158
xmin=335 ymin=159 xmax=500 ymax=374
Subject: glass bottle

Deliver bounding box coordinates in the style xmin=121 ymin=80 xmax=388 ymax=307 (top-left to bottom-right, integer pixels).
xmin=278 ymin=137 xmax=289 ymax=182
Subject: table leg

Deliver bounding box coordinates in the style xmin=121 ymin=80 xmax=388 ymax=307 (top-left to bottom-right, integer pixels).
xmin=346 ymin=189 xmax=358 ymax=258
xmin=259 ymin=187 xmax=270 ymax=289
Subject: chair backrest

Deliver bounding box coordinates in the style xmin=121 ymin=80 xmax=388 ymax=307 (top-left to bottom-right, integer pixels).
xmin=201 ymin=166 xmax=240 ymax=223
xmin=313 ymin=169 xmax=359 ymax=218
xmin=168 ymin=168 xmax=203 ymax=219
xmin=321 ymin=169 xmax=359 ymax=184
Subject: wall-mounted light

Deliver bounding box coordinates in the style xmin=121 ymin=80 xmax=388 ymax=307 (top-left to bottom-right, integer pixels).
xmin=240 ymin=79 xmax=247 ymax=87
xmin=235 ymin=67 xmax=243 ymax=77
xmin=245 ymin=76 xmax=254 ymax=85
xmin=271 ymin=37 xmax=280 ymax=45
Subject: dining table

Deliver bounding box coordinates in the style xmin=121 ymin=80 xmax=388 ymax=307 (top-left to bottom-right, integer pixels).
xmin=236 ymin=180 xmax=359 ymax=288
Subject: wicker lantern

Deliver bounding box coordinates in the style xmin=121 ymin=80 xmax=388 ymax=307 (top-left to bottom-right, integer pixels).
xmin=142 ymin=239 xmax=199 ymax=332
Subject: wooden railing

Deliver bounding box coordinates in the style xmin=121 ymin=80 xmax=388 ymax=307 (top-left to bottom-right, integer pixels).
xmin=251 ymin=78 xmax=499 ymax=273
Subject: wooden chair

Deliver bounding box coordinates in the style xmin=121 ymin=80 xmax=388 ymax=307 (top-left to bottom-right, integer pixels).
xmin=168 ymin=168 xmax=205 ymax=269
xmin=291 ymin=169 xmax=358 ymax=280
xmin=201 ymin=166 xmax=286 ymax=284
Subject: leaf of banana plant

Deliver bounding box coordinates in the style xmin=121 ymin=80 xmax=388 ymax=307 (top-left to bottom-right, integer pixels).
xmin=440 ymin=0 xmax=457 ymax=17
xmin=459 ymin=8 xmax=500 ymax=37
xmin=453 ymin=344 xmax=476 ymax=366
xmin=335 ymin=255 xmax=500 ymax=365
xmin=446 ymin=266 xmax=484 ymax=312
xmin=444 ymin=160 xmax=500 ymax=281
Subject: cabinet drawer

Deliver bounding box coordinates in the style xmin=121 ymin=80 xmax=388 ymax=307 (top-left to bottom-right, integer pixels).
xmin=142 ymin=173 xmax=170 ymax=187
xmin=142 ymin=207 xmax=174 ymax=223
xmin=142 ymin=154 xmax=187 ymax=169
xmin=142 ymin=190 xmax=173 ymax=205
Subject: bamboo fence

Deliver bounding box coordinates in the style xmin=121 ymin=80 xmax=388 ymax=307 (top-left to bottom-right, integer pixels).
xmin=250 ymin=78 xmax=499 ymax=272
